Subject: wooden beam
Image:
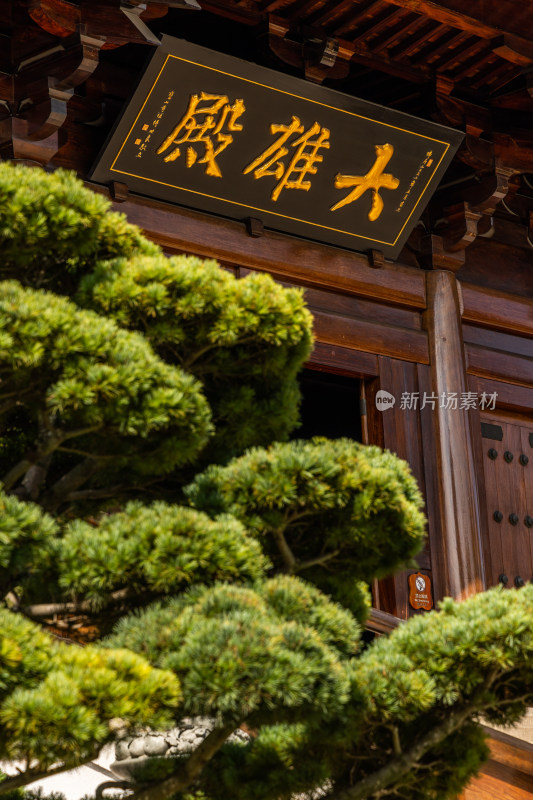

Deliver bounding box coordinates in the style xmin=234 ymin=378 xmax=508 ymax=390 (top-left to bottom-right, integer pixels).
xmin=421 ymin=270 xmax=487 ymax=600
xmin=312 ymin=308 xmax=429 ymax=363
xmin=383 ymin=0 xmax=533 ymax=64
xmin=306 ymin=342 xmax=379 ymax=376
xmin=461 ymin=283 xmax=533 ymax=337
xmin=472 ymin=377 xmax=533 ymax=415
xmin=466 ymin=345 xmax=533 ymax=388
xmin=382 ymin=0 xmax=504 ymax=40
xmin=366 ymin=607 xmax=401 ymax=634
xmin=96 ymin=186 xmax=428 ymax=309
xmin=463 ymin=324 xmax=533 ymax=360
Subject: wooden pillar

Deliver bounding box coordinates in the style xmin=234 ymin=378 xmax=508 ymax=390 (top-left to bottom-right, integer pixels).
xmin=422 ymin=269 xmax=486 ymax=600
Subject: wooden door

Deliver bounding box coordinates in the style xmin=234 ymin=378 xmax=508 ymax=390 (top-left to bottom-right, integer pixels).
xmin=481 ymin=415 xmax=533 ymax=588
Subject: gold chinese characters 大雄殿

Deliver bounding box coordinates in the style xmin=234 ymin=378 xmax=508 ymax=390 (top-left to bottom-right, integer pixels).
xmin=157 ymin=92 xmax=245 ymax=177
xmin=243 ymin=116 xmax=330 ymax=201
xmin=331 ymin=143 xmax=400 ymax=221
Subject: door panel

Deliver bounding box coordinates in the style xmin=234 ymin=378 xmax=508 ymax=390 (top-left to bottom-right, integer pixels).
xmin=481 ymin=416 xmax=533 ymax=587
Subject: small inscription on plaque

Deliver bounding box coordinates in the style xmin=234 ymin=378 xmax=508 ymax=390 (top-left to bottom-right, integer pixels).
xmin=408 ymin=572 xmax=433 ymax=611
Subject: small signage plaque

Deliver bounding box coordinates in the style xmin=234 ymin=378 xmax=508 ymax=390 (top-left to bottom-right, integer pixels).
xmin=408 ymin=572 xmax=433 ymax=611
xmin=91 ymin=36 xmax=463 ymax=259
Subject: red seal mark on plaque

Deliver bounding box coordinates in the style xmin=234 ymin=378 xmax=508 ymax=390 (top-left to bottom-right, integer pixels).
xmin=408 ymin=572 xmax=433 ymax=611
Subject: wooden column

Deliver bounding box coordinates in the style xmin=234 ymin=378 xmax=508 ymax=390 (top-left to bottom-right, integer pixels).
xmin=422 ymin=269 xmax=486 ymax=600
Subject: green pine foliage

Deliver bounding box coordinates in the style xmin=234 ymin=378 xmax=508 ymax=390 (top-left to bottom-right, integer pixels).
xmin=0 ymin=777 xmax=67 ymax=800
xmin=53 ymin=502 xmax=270 ymax=609
xmin=186 ymin=438 xmax=425 ymax=612
xmin=0 ymin=490 xmax=57 ymax=598
xmin=0 ymin=280 xmax=212 ymax=507
xmin=0 ymin=164 xmax=158 ymax=293
xmin=78 ymin=253 xmax=313 ymax=460
xmin=0 ymin=611 xmax=181 ymax=771
xmin=1 ymin=164 xmax=533 ymax=800
xmin=108 ymin=576 xmax=360 ymax=724
xmin=167 ymin=585 xmax=533 ymax=800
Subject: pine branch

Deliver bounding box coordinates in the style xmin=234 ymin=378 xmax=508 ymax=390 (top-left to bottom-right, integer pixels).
xmin=19 ymin=453 xmax=52 ymax=501
xmin=128 ymin=724 xmax=236 ymax=800
xmin=22 ymin=587 xmax=132 ymax=618
xmin=64 ymin=477 xmax=160 ymax=502
xmin=330 ymin=706 xmax=476 ymax=800
xmin=0 ymin=762 xmax=77 ymax=794
xmin=0 ymin=399 xmax=19 ymax=416
xmin=60 ymin=424 xmax=103 ymax=441
xmin=297 ymin=550 xmax=340 ymax=571
xmin=2 ymin=458 xmax=33 ymax=490
xmin=183 ymin=336 xmax=257 ymax=370
xmin=272 ymin=528 xmax=298 ymax=573
xmin=41 ymin=456 xmax=102 ymax=512
xmin=65 ymin=486 xmax=128 ymax=501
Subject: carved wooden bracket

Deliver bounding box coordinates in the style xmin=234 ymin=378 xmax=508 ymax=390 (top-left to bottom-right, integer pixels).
xmin=367 ymin=249 xmax=385 ymax=269
xmin=22 ymin=80 xmax=73 ymax=141
xmin=411 ymin=201 xmax=481 ymax=271
xmin=27 ymin=0 xmax=175 ymax=49
xmin=463 ymin=164 xmax=519 ymax=215
xmin=2 ymin=0 xmax=201 ymax=164
xmin=414 ymin=164 xmax=522 ymax=268
xmin=417 ymin=233 xmax=465 ymax=272
xmin=267 ymin=16 xmax=353 ymax=85
xmin=0 ymin=115 xmax=66 ymax=163
xmin=0 ymin=24 xmax=106 ymax=163
xmin=440 ymin=202 xmax=483 ymax=253
xmin=492 ymin=35 xmax=533 ymax=68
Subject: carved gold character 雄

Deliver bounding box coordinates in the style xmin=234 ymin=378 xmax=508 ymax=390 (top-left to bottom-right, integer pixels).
xmin=331 ymin=143 xmax=400 ymax=221
xmin=157 ymin=92 xmax=245 ymax=177
xmin=243 ymin=116 xmax=330 ymax=201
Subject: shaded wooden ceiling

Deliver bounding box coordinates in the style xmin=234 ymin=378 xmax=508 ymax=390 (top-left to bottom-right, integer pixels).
xmin=197 ymin=0 xmax=533 ymax=104
xmin=3 ymin=0 xmax=533 ymax=280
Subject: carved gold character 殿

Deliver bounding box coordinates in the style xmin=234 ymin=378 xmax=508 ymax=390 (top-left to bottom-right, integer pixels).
xmin=331 ymin=143 xmax=400 ymax=220
xmin=243 ymin=116 xmax=330 ymax=201
xmin=157 ymin=92 xmax=245 ymax=177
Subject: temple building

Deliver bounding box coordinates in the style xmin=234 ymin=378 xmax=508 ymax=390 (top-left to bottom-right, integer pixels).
xmin=2 ymin=1 xmax=532 ymax=796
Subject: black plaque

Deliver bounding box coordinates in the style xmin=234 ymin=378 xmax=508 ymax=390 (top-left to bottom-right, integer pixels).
xmin=91 ymin=36 xmax=463 ymax=259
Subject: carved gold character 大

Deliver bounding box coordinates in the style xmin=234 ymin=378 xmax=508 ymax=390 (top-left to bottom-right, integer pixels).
xmin=243 ymin=116 xmax=330 ymax=201
xmin=157 ymin=92 xmax=245 ymax=177
xmin=331 ymin=143 xmax=400 ymax=221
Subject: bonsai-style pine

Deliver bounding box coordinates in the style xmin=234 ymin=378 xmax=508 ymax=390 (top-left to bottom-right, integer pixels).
xmin=1 ymin=163 xmax=533 ymax=800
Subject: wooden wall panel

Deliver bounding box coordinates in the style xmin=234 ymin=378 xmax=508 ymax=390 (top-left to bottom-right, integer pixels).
xmin=478 ymin=415 xmax=533 ymax=588
xmin=374 ymin=356 xmax=431 ymax=618
xmin=103 ymin=189 xmax=428 ymax=308
xmin=466 ymin=345 xmax=533 ymax=387
xmin=462 ymin=730 xmax=533 ymax=799
xmin=462 ymin=763 xmax=533 ymax=799
xmin=302 ymin=286 xmax=423 ymax=330
xmin=379 ymin=356 xmax=427 ymax=493
xmin=461 ymin=283 xmax=533 ymax=338
xmin=463 ymin=324 xmax=533 ymax=359
xmin=306 ymin=343 xmax=379 ymax=377
xmin=473 ymin=377 xmax=533 ymax=415
xmin=239 ymin=265 xmax=430 ymax=363
xmin=312 ymin=309 xmax=429 ymax=363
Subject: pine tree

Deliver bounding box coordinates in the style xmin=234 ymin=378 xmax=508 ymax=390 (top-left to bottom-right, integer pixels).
xmin=1 ymin=163 xmax=533 ymax=800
